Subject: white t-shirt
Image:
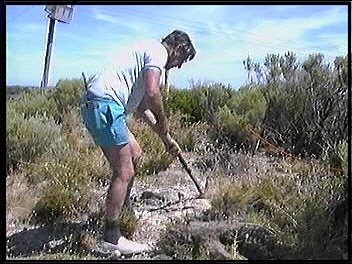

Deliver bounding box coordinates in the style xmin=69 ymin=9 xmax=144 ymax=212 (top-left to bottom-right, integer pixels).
xmin=87 ymin=40 xmax=168 ymax=114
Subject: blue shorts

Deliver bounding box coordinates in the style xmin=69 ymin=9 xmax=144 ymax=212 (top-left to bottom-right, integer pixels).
xmin=80 ymin=95 xmax=129 ymax=147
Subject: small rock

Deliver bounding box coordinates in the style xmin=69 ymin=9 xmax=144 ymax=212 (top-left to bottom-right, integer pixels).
xmin=140 ymin=191 xmax=165 ymax=202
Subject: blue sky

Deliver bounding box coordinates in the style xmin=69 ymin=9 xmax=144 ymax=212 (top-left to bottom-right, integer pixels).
xmin=6 ymin=4 xmax=348 ymax=89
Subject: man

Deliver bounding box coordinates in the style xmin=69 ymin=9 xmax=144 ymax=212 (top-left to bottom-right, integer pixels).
xmin=80 ymin=30 xmax=196 ymax=255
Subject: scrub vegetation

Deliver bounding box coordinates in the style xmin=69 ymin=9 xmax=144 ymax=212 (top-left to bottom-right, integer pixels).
xmin=6 ymin=52 xmax=348 ymax=260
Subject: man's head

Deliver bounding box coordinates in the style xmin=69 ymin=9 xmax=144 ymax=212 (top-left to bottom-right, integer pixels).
xmin=161 ymin=30 xmax=196 ymax=70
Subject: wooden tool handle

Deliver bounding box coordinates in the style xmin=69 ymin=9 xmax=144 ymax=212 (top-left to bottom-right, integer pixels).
xmin=177 ymin=153 xmax=203 ymax=196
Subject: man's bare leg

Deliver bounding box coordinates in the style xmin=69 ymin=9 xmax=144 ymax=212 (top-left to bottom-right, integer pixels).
xmin=101 ymin=143 xmax=134 ymax=244
xmin=123 ymin=131 xmax=142 ymax=211
xmin=100 ymin=137 xmax=151 ymax=254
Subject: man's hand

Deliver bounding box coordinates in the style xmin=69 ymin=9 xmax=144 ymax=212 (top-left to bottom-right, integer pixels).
xmin=161 ymin=133 xmax=181 ymax=156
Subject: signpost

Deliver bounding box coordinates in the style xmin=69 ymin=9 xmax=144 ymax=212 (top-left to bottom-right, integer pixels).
xmin=40 ymin=5 xmax=74 ymax=90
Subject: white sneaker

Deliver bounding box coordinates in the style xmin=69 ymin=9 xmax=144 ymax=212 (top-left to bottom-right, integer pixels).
xmin=95 ymin=241 xmax=121 ymax=257
xmin=115 ymin=236 xmax=153 ymax=255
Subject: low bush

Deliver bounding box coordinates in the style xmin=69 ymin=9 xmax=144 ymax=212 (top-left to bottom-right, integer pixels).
xmin=51 ymin=78 xmax=85 ymax=121
xmin=32 ymin=183 xmax=85 ymax=223
xmin=6 ymin=85 xmax=36 ymax=100
xmin=325 ymin=140 xmax=348 ymax=176
xmin=168 ymin=111 xmax=209 ymax=152
xmin=167 ymin=81 xmax=235 ymax=124
xmin=208 ymin=157 xmax=347 ymax=260
xmin=118 ymin=208 xmax=139 ymax=238
xmin=167 ymin=87 xmax=202 ymax=122
xmin=86 ymin=208 xmax=138 ymax=240
xmin=6 ymin=104 xmax=66 ymax=172
xmin=8 ymin=89 xmax=58 ymax=120
xmin=244 ymin=53 xmax=348 ymax=158
xmin=8 ymin=79 xmax=85 ymax=123
xmin=29 ymin=149 xmax=110 ymax=224
xmin=210 ymin=88 xmax=266 ymax=150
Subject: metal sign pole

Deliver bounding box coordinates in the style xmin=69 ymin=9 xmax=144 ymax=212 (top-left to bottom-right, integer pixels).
xmin=40 ymin=16 xmax=56 ymax=90
xmin=40 ymin=5 xmax=74 ymax=91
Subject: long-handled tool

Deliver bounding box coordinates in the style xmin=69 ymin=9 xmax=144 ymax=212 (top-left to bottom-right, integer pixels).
xmin=177 ymin=153 xmax=205 ymax=198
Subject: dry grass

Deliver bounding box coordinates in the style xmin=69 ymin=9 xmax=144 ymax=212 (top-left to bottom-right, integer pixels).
xmin=6 ymin=171 xmax=38 ymax=227
xmin=205 ymin=155 xmax=347 ymax=259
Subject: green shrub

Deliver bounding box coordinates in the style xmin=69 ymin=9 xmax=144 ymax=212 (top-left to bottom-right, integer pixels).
xmin=244 ymin=53 xmax=348 ymax=158
xmin=167 ymin=88 xmax=202 ymax=122
xmin=6 ymin=104 xmax=66 ymax=172
xmin=234 ymin=88 xmax=267 ymax=125
xmin=19 ymin=128 xmax=110 ymax=224
xmin=32 ymin=183 xmax=83 ymax=223
xmin=8 ymin=79 xmax=85 ymax=123
xmin=326 ymin=141 xmax=348 ymax=175
xmin=29 ymin=149 xmax=109 ymax=224
xmin=168 ymin=82 xmax=266 ymax=150
xmin=167 ymin=82 xmax=235 ymax=124
xmin=51 ymin=78 xmax=85 ymax=120
xmin=212 ymin=105 xmax=251 ymax=148
xmin=210 ymin=178 xmax=252 ymax=218
xmin=86 ymin=208 xmax=138 ymax=239
xmin=168 ymin=111 xmax=209 ymax=152
xmin=210 ymin=88 xmax=266 ymax=149
xmin=118 ymin=208 xmax=138 ymax=238
xmin=166 ymin=82 xmax=268 ymax=150
xmin=59 ymin=107 xmax=97 ymax=152
xmin=197 ymin=83 xmax=235 ymax=124
xmin=6 ymin=85 xmax=35 ymax=100
xmin=8 ymin=88 xmax=58 ymax=120
xmin=22 ymin=145 xmax=109 ymax=186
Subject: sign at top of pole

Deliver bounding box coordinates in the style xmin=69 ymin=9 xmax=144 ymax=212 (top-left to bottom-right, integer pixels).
xmin=44 ymin=5 xmax=74 ymax=24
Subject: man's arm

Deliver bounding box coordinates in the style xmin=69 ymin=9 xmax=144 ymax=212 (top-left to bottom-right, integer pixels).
xmin=140 ymin=68 xmax=169 ymax=139
xmin=136 ymin=68 xmax=181 ymax=155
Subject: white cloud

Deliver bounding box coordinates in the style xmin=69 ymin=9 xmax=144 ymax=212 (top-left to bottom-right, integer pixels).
xmin=94 ymin=12 xmax=118 ymax=24
xmin=198 ymin=5 xmax=347 ymax=66
xmin=90 ymin=7 xmax=151 ymax=35
xmin=166 ymin=5 xmax=347 ymax=88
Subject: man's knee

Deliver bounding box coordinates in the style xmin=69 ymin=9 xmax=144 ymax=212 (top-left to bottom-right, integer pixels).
xmin=102 ymin=144 xmax=135 ymax=183
xmin=112 ymin=165 xmax=134 ymax=183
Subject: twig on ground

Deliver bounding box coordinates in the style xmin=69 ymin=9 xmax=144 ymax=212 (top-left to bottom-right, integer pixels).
xmin=146 ymin=197 xmax=198 ymax=212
